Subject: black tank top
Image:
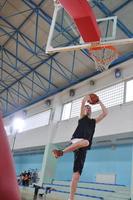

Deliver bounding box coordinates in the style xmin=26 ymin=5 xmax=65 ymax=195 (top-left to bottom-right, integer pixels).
xmin=71 ymin=115 xmax=96 ymax=149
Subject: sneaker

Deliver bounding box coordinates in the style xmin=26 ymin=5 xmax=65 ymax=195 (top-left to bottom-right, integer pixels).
xmin=52 ymin=149 xmax=63 ymax=158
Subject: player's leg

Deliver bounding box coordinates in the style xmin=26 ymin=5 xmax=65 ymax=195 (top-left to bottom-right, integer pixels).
xmin=68 ymin=149 xmax=87 ymax=200
xmin=68 ymin=172 xmax=80 ymax=200
xmin=52 ymin=139 xmax=89 ymax=158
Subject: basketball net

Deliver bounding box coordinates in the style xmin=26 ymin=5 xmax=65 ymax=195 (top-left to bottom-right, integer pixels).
xmin=89 ymin=43 xmax=119 ymax=71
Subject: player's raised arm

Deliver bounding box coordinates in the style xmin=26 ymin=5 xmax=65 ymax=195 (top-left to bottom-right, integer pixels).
xmin=95 ymin=100 xmax=108 ymax=123
xmin=80 ymin=95 xmax=90 ymax=118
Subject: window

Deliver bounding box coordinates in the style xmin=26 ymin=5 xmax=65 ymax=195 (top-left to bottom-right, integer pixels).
xmin=71 ymin=97 xmax=83 ymax=118
xmin=61 ymin=102 xmax=71 ymax=120
xmin=22 ymin=109 xmax=51 ymax=132
xmin=93 ymin=82 xmax=125 ymax=112
xmin=61 ymin=97 xmax=83 ymax=120
xmin=61 ymin=82 xmax=125 ymax=120
xmin=125 ymin=79 xmax=133 ymax=103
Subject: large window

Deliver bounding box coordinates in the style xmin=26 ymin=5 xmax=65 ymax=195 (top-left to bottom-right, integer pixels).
xmin=61 ymin=81 xmax=126 ymax=120
xmin=71 ymin=97 xmax=83 ymax=118
xmin=22 ymin=109 xmax=51 ymax=132
xmin=93 ymin=82 xmax=124 ymax=112
xmin=125 ymin=79 xmax=133 ymax=103
xmin=5 ymin=109 xmax=51 ymax=135
xmin=61 ymin=102 xmax=71 ymax=120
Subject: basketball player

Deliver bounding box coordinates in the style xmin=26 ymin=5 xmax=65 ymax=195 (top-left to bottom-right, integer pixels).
xmin=52 ymin=94 xmax=108 ymax=200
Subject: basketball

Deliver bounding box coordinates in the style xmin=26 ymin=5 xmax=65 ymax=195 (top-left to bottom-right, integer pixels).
xmin=88 ymin=93 xmax=99 ymax=105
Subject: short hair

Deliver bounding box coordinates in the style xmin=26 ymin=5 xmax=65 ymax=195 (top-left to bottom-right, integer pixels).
xmin=85 ymin=105 xmax=91 ymax=108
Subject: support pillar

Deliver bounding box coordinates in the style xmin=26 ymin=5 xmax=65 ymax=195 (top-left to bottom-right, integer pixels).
xmin=39 ymin=96 xmax=62 ymax=185
xmin=131 ymin=144 xmax=133 ymax=199
xmin=39 ymin=138 xmax=57 ymax=184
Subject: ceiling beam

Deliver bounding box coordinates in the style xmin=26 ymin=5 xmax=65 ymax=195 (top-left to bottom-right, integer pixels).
xmin=1 ymin=16 xmax=80 ymax=86
xmin=2 ymin=0 xmax=46 ymax=47
xmin=93 ymin=0 xmax=133 ymax=38
xmin=3 ymin=47 xmax=58 ymax=89
xmin=112 ymin=0 xmax=132 ymax=13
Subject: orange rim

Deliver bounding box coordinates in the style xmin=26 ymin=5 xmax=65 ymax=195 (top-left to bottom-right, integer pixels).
xmin=90 ymin=44 xmax=118 ymax=52
xmin=89 ymin=44 xmax=119 ymax=64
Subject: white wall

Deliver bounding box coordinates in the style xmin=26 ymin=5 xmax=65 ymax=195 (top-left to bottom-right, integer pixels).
xmin=95 ymin=102 xmax=133 ymax=137
xmin=52 ymin=117 xmax=78 ymax=143
xmin=11 ymin=125 xmax=53 ymax=150
xmin=8 ymin=102 xmax=133 ymax=150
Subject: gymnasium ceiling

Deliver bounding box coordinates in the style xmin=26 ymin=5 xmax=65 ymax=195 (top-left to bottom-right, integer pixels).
xmin=0 ymin=0 xmax=133 ymax=117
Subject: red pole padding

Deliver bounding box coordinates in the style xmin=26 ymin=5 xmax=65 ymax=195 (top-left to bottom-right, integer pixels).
xmin=58 ymin=0 xmax=101 ymax=42
xmin=0 ymin=116 xmax=21 ymax=200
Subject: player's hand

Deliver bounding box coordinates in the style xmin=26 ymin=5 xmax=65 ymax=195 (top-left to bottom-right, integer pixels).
xmin=83 ymin=94 xmax=91 ymax=103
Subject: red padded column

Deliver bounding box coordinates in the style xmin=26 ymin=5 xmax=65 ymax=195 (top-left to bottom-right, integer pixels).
xmin=59 ymin=0 xmax=101 ymax=42
xmin=0 ymin=116 xmax=21 ymax=200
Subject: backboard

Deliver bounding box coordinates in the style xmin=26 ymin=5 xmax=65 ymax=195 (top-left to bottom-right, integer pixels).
xmin=46 ymin=1 xmax=133 ymax=54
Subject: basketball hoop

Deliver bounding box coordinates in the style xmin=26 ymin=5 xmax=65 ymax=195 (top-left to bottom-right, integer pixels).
xmin=89 ymin=44 xmax=119 ymax=71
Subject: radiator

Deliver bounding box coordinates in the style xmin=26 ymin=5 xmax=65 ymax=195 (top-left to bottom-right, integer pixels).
xmin=96 ymin=173 xmax=116 ymax=184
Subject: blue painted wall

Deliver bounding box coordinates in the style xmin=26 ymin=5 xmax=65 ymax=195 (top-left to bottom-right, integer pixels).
xmin=14 ymin=152 xmax=44 ymax=175
xmin=13 ymin=144 xmax=132 ymax=186
xmin=55 ymin=144 xmax=132 ymax=186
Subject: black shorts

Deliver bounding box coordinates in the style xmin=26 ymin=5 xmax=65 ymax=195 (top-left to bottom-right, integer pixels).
xmin=73 ymin=148 xmax=87 ymax=175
